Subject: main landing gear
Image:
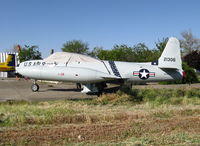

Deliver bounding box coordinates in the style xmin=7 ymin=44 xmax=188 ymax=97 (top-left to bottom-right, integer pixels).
xmin=81 ymin=82 xmax=107 ymax=96
xmin=31 ymin=80 xmax=39 ymax=92
xmin=76 ymin=83 xmax=82 ymax=89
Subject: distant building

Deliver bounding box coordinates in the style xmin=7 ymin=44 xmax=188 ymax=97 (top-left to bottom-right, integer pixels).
xmin=0 ymin=52 xmax=19 ymax=78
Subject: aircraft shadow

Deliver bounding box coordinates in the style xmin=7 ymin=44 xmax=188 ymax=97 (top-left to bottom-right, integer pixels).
xmin=64 ymin=86 xmax=121 ymax=101
xmin=46 ymin=86 xmax=121 ymax=94
xmin=103 ymin=86 xmax=121 ymax=93
xmin=47 ymin=88 xmax=82 ymax=92
xmin=85 ymin=86 xmax=121 ymax=96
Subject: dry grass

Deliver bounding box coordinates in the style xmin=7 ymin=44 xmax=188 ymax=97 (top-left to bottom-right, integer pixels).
xmin=0 ymin=88 xmax=200 ymax=145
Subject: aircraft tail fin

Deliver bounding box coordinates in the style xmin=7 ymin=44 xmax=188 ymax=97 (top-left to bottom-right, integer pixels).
xmin=158 ymin=37 xmax=182 ymax=70
xmin=6 ymin=54 xmax=16 ymax=67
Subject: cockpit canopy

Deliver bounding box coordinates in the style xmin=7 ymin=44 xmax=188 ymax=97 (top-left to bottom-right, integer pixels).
xmin=44 ymin=52 xmax=101 ymax=64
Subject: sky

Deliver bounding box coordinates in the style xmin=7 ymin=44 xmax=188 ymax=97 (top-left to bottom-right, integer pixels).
xmin=0 ymin=0 xmax=200 ymax=58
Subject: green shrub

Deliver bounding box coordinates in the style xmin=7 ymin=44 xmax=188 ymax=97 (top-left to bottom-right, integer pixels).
xmin=182 ymin=62 xmax=198 ymax=83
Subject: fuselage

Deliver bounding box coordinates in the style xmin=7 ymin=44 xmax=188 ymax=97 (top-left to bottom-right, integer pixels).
xmin=16 ymin=59 xmax=183 ymax=83
xmin=15 ymin=38 xmax=184 ymax=93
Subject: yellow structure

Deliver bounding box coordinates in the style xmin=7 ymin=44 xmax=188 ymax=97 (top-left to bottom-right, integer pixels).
xmin=0 ymin=54 xmax=15 ymax=72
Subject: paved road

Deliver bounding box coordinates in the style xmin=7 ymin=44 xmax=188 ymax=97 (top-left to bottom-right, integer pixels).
xmin=0 ymin=78 xmax=96 ymax=102
xmin=0 ymin=78 xmax=199 ymax=102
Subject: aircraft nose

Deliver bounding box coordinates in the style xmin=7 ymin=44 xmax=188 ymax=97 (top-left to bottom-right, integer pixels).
xmin=15 ymin=62 xmax=27 ymax=75
xmin=16 ymin=62 xmax=25 ymax=73
xmin=16 ymin=66 xmax=20 ymax=73
xmin=16 ymin=66 xmax=23 ymax=75
xmin=15 ymin=65 xmax=24 ymax=77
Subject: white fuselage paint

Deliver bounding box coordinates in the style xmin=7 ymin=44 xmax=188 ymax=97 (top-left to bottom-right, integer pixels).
xmin=16 ymin=59 xmax=182 ymax=83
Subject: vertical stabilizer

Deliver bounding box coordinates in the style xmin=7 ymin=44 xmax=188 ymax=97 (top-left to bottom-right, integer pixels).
xmin=158 ymin=37 xmax=182 ymax=70
xmin=6 ymin=54 xmax=16 ymax=67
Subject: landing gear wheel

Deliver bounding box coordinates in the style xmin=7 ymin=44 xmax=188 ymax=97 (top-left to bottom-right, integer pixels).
xmin=31 ymin=84 xmax=39 ymax=92
xmin=76 ymin=83 xmax=82 ymax=89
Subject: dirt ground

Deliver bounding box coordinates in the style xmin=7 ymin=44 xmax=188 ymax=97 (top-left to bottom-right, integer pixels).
xmin=0 ymin=78 xmax=200 ymax=145
xmin=0 ymin=113 xmax=199 ymax=145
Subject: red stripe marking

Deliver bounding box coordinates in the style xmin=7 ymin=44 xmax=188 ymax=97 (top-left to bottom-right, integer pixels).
xmin=149 ymin=73 xmax=155 ymax=75
xmin=149 ymin=73 xmax=155 ymax=77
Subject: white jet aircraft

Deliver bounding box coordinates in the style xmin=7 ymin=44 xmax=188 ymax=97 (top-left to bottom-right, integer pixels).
xmin=16 ymin=37 xmax=184 ymax=94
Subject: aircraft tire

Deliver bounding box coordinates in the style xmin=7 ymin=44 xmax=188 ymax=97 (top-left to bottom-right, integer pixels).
xmin=31 ymin=84 xmax=39 ymax=92
xmin=76 ymin=83 xmax=82 ymax=89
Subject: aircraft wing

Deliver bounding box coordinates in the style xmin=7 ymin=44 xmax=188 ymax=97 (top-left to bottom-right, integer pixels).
xmin=100 ymin=73 xmax=121 ymax=80
xmin=102 ymin=76 xmax=120 ymax=80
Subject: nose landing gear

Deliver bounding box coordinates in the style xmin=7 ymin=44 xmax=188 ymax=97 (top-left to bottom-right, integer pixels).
xmin=31 ymin=80 xmax=39 ymax=92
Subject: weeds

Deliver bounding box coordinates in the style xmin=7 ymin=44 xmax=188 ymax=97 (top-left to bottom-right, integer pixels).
xmin=91 ymin=87 xmax=200 ymax=106
xmin=0 ymin=87 xmax=200 ymax=145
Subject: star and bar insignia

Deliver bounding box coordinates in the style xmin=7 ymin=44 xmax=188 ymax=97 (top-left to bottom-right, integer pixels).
xmin=133 ymin=69 xmax=155 ymax=80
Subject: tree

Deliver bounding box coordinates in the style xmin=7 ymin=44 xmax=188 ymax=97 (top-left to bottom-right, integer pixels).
xmin=110 ymin=45 xmax=134 ymax=61
xmin=180 ymin=30 xmax=200 ymax=54
xmin=5 ymin=44 xmax=20 ymax=53
xmin=88 ymin=47 xmax=103 ymax=58
xmin=61 ymin=40 xmax=89 ymax=54
xmin=132 ymin=43 xmax=160 ymax=62
xmin=90 ymin=43 xmax=162 ymax=62
xmin=155 ymin=38 xmax=168 ymax=53
xmin=183 ymin=50 xmax=200 ymax=71
xmin=18 ymin=45 xmax=42 ymax=62
xmin=90 ymin=45 xmax=134 ymax=61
